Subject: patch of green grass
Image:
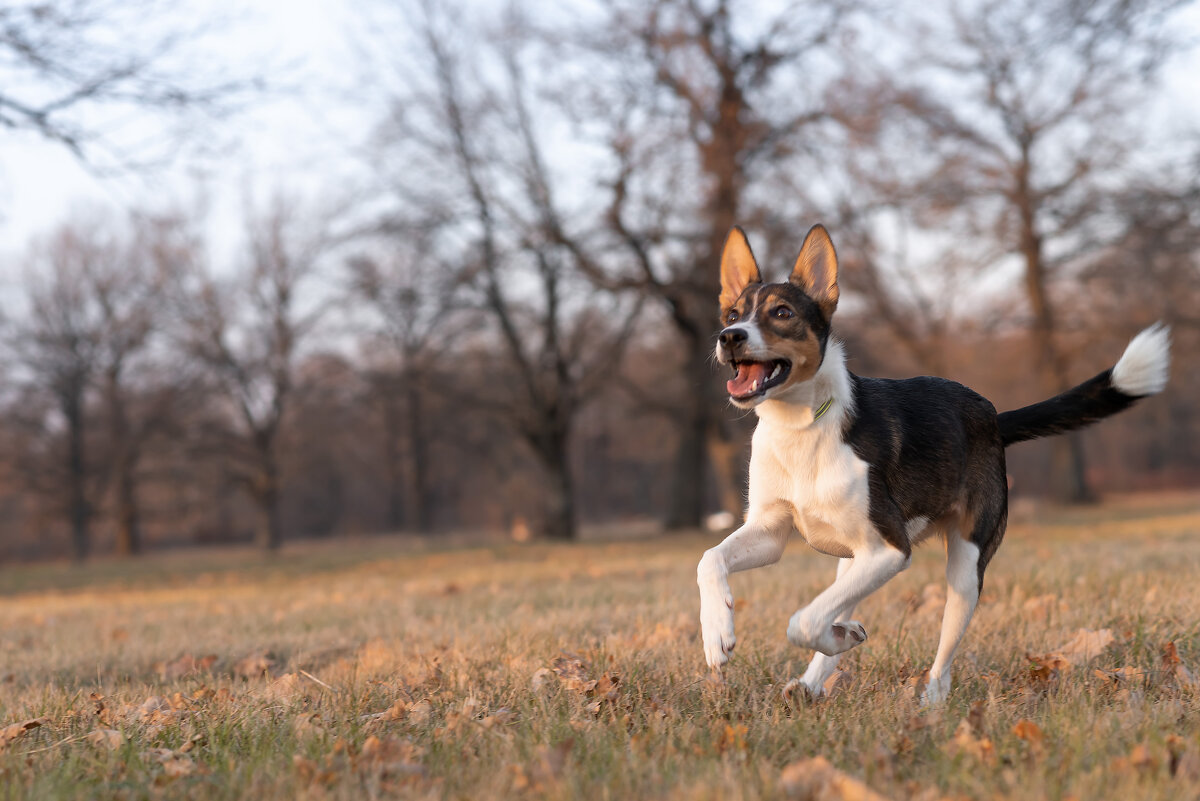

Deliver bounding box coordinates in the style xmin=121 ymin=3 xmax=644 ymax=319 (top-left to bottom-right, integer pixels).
xmin=1 ymin=498 xmax=1199 ymax=799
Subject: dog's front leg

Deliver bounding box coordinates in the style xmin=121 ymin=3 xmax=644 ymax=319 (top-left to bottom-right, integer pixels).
xmin=697 ymin=506 xmax=792 ymax=670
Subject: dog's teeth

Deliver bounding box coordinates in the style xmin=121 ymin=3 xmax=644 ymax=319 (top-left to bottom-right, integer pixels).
xmin=751 ymin=380 xmax=758 ymax=392
xmin=770 ymin=364 xmax=780 ymax=380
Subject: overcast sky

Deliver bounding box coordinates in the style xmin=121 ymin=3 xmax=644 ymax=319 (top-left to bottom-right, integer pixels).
xmin=1 ymin=0 xmax=1198 ymax=280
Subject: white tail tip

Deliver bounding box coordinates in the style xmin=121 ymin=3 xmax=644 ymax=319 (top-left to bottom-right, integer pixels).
xmin=1112 ymin=323 xmax=1171 ymax=396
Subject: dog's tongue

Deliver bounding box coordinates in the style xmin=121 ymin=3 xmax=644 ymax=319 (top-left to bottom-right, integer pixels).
xmin=727 ymin=361 xmax=770 ymax=397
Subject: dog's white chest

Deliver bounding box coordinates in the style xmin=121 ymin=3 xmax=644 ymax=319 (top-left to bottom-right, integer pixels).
xmin=747 ymin=418 xmax=873 ymax=557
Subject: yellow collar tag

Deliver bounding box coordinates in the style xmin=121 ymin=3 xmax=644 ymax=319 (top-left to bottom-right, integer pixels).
xmin=812 ymin=397 xmax=834 ymax=422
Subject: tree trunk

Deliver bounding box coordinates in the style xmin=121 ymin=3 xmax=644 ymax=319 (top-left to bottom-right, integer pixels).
xmin=406 ymin=378 xmax=431 ymax=533
xmin=64 ymin=385 xmax=90 ymax=561
xmin=255 ymin=462 xmax=283 ymax=550
xmin=532 ymin=425 xmax=576 ymax=541
xmin=113 ymin=452 xmax=141 ymax=556
xmin=1016 ymin=152 xmax=1094 ymax=504
xmin=665 ymin=335 xmax=711 ymax=529
xmin=380 ymin=386 xmax=406 ymax=531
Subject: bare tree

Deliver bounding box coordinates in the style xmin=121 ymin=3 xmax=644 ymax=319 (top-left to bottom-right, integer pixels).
xmin=5 ymin=222 xmax=113 ymax=559
xmin=838 ymin=0 xmax=1188 ymax=501
xmin=347 ymin=244 xmax=455 ymax=533
xmin=365 ymin=1 xmax=642 ymax=539
xmin=544 ymin=0 xmax=858 ymax=527
xmin=0 ymin=0 xmax=257 ymax=168
xmin=168 ymin=199 xmax=327 ymax=550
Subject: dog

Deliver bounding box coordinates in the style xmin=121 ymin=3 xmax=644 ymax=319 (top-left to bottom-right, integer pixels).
xmin=696 ymin=224 xmax=1171 ymax=704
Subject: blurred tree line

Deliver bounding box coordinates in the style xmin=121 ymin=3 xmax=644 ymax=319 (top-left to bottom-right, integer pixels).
xmin=1 ymin=0 xmax=1198 ymax=559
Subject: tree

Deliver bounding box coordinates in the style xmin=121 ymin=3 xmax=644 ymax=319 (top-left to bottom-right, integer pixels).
xmin=363 ymin=1 xmax=642 ymax=540
xmin=0 ymin=0 xmax=256 ymax=168
xmin=841 ymin=0 xmax=1188 ymax=501
xmin=168 ymin=199 xmax=327 ymax=550
xmin=549 ymin=0 xmax=858 ymax=526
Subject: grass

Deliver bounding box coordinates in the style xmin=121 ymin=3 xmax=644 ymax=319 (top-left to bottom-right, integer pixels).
xmin=1 ymin=495 xmax=1199 ymax=800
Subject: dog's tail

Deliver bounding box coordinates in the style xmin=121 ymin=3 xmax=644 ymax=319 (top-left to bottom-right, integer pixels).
xmin=997 ymin=324 xmax=1171 ymax=447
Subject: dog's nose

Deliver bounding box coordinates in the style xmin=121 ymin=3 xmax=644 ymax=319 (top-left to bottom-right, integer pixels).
xmin=718 ymin=327 xmax=748 ymax=348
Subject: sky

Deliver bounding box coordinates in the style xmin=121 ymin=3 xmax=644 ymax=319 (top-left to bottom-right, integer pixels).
xmin=1 ymin=0 xmax=1199 ymax=284
xmin=0 ymin=0 xmax=377 ymax=274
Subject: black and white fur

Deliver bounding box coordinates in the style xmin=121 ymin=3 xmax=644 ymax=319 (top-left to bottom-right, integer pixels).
xmin=697 ymin=224 xmax=1171 ymax=704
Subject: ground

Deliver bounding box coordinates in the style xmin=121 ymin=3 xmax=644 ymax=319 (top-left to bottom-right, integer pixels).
xmin=1 ymin=493 xmax=1199 ymax=800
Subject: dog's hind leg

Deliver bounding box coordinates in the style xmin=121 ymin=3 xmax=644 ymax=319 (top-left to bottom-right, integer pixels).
xmin=921 ymin=534 xmax=981 ymax=706
xmin=794 ymin=558 xmax=855 ymax=696
xmin=787 ymin=543 xmax=909 ymax=656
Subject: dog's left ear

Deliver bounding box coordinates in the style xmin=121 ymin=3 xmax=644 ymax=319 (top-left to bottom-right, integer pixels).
xmin=790 ymin=224 xmax=839 ymax=320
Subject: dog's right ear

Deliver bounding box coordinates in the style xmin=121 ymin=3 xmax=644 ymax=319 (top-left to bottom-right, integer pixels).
xmin=719 ymin=226 xmax=761 ymax=310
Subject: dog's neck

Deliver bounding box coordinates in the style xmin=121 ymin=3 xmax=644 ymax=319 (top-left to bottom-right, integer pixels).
xmin=755 ymin=339 xmax=853 ymax=431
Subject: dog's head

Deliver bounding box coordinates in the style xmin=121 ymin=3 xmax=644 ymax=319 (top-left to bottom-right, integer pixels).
xmin=715 ymin=225 xmax=839 ymax=409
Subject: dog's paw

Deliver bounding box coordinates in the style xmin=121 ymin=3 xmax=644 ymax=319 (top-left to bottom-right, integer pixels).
xmin=919 ymin=671 xmax=951 ymax=707
xmin=781 ymin=677 xmax=820 ymax=707
xmin=700 ymin=590 xmax=737 ymax=669
xmin=832 ymin=620 xmax=867 ymax=646
xmin=788 ymin=613 xmax=868 ymax=655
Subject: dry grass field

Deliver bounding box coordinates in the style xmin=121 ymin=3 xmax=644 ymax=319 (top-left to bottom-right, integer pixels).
xmin=2 ymin=494 xmax=1200 ymax=800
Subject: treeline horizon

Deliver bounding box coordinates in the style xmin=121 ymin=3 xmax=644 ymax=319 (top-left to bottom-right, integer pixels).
xmin=1 ymin=0 xmax=1198 ymax=560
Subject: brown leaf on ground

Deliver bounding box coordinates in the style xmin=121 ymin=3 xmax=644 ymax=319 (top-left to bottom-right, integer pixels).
xmin=1057 ymin=628 xmax=1115 ymax=664
xmin=145 ymin=747 xmax=199 ymax=778
xmin=233 ymin=651 xmax=275 ymax=680
xmin=531 ymin=667 xmax=555 ymax=691
xmin=910 ymin=583 xmax=946 ymax=617
xmin=717 ymin=723 xmax=748 ymax=755
xmin=134 ymin=696 xmax=180 ymax=726
xmin=358 ymin=735 xmax=425 ymax=779
xmin=294 ymin=754 xmax=339 ymax=786
xmin=154 ymin=654 xmax=219 ymax=681
xmin=406 ymin=700 xmax=432 ymax=724
xmin=1162 ymin=641 xmax=1197 ymax=687
xmin=85 ymin=728 xmax=124 ymax=750
xmin=0 ymin=718 xmax=49 ymax=751
xmin=1021 ymin=594 xmax=1060 ymax=622
xmin=779 ymin=756 xmax=891 ymax=800
xmin=1027 ymin=629 xmax=1115 ymax=683
xmin=262 ymin=672 xmax=306 ymax=701
xmin=1011 ymin=719 xmax=1044 ymax=745
xmin=551 ymin=654 xmax=597 ymax=693
xmin=943 ymin=718 xmax=996 ymax=766
xmin=509 ymin=739 xmax=574 ymax=794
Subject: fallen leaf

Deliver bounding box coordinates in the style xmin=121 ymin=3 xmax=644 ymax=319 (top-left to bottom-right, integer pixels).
xmin=509 ymin=739 xmax=573 ymax=793
xmin=1056 ymin=628 xmax=1115 ymax=664
xmin=0 ymin=718 xmax=49 ymax=751
xmin=1011 ymin=719 xmax=1044 ymax=745
xmin=85 ymin=729 xmax=124 ymax=750
xmin=779 ymin=756 xmax=890 ymax=800
xmin=359 ymin=735 xmax=425 ymax=779
xmin=1162 ymin=641 xmax=1197 ymax=687
xmin=551 ymin=654 xmax=597 ymax=693
xmin=530 ymin=668 xmax=555 ymax=691
xmin=944 ymin=718 xmax=996 ymax=765
xmin=145 ymin=747 xmax=198 ymax=778
xmin=233 ymin=651 xmax=275 ymax=679
xmin=717 ymin=723 xmax=748 ymax=755
xmin=154 ymin=654 xmax=219 ymax=681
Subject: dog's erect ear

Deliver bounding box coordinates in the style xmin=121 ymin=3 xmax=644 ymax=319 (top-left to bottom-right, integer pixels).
xmin=719 ymin=226 xmax=761 ymax=310
xmin=789 ymin=224 xmax=839 ymax=320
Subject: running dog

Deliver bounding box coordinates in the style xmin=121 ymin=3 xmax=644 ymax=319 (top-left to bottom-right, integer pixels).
xmin=697 ymin=224 xmax=1170 ymax=704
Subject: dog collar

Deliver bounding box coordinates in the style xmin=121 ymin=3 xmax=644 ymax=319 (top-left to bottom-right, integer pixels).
xmin=812 ymin=397 xmax=834 ymax=422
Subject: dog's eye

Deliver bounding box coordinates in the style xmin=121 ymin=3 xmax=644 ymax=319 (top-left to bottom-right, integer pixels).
xmin=773 ymin=306 xmax=794 ymax=319
xmin=726 ymin=310 xmax=740 ymax=324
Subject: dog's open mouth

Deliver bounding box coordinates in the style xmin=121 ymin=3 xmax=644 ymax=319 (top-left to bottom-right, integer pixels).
xmin=727 ymin=359 xmax=791 ymax=401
